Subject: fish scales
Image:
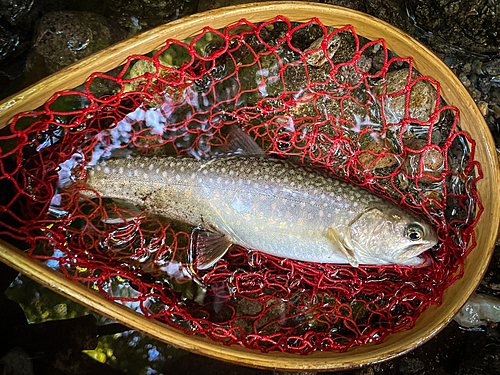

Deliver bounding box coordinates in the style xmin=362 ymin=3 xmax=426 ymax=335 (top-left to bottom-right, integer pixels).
xmin=85 ymin=155 xmax=438 ymax=266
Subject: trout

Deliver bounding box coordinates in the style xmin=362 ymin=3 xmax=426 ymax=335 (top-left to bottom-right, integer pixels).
xmin=82 ymin=136 xmax=438 ymax=269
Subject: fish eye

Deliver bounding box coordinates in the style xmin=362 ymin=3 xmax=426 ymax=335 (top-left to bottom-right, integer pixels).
xmin=405 ymin=223 xmax=424 ymax=241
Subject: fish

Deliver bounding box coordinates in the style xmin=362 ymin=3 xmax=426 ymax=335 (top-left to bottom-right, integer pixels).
xmin=81 ymin=131 xmax=438 ymax=269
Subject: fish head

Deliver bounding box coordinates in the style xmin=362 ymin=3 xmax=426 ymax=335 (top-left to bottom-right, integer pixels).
xmin=346 ymin=205 xmax=438 ymax=266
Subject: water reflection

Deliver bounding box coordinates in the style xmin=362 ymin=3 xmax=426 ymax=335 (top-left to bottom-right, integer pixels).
xmin=5 ymin=273 xmax=187 ymax=374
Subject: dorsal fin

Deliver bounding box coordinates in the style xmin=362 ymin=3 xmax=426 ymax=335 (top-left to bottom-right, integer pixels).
xmin=220 ymin=126 xmax=267 ymax=157
xmin=190 ymin=127 xmax=266 ymax=162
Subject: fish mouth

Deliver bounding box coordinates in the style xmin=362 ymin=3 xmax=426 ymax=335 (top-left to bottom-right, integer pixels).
xmin=396 ymin=240 xmax=437 ymax=263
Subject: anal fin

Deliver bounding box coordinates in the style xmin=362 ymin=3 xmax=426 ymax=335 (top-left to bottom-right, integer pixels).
xmin=190 ymin=227 xmax=232 ymax=270
xmin=327 ymin=227 xmax=359 ymax=267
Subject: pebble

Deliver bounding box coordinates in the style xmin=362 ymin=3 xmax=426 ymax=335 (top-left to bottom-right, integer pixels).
xmin=477 ymin=101 xmax=489 ymax=117
xmin=358 ymin=138 xmax=398 ymax=170
xmin=373 ymin=68 xmax=437 ymax=124
xmin=492 ymin=104 xmax=500 ymax=119
xmin=483 ymin=59 xmax=500 ymax=76
xmin=402 ymin=138 xmax=445 ymax=183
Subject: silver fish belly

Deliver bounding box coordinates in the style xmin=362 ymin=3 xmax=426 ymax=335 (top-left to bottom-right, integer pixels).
xmin=84 ymin=155 xmax=438 ymax=267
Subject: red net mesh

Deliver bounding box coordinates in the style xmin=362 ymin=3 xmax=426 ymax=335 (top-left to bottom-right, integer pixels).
xmin=0 ymin=17 xmax=482 ymax=353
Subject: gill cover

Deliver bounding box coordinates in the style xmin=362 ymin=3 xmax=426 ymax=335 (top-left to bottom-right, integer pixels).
xmin=344 ymin=206 xmax=437 ymax=266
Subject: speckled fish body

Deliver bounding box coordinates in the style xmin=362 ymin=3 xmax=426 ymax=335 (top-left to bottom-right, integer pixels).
xmin=84 ymin=155 xmax=438 ymax=267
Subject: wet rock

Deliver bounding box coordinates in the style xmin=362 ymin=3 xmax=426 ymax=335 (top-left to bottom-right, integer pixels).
xmin=455 ymin=292 xmax=500 ymax=328
xmin=109 ymin=0 xmax=198 ymax=32
xmin=0 ymin=0 xmax=33 ymax=25
xmin=29 ymin=11 xmax=126 ymax=74
xmin=477 ymin=101 xmax=488 ymax=117
xmin=398 ymin=357 xmax=425 ymax=374
xmin=314 ymin=0 xmax=366 ymax=12
xmin=336 ymin=55 xmax=372 ymax=86
xmin=198 ymin=0 xmax=270 ymax=12
xmin=373 ymin=68 xmax=437 ymax=124
xmin=0 ymin=25 xmax=19 ymax=61
xmin=457 ymin=343 xmax=500 ymax=375
xmin=353 ymin=367 xmax=374 ymax=375
xmin=365 ymin=0 xmax=410 ymax=33
xmin=492 ymin=104 xmax=500 ymax=119
xmin=406 ymin=0 xmax=500 ymax=55
xmin=481 ymin=244 xmax=500 ymax=291
xmin=402 ymin=137 xmax=445 ymax=183
xmin=483 ymin=59 xmax=500 ymax=76
xmin=305 ymin=27 xmax=342 ymax=67
xmin=358 ymin=137 xmax=398 ymax=171
xmin=0 ymin=347 xmax=34 ymax=375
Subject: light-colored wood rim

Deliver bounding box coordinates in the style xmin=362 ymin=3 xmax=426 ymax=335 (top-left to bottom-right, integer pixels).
xmin=0 ymin=2 xmax=499 ymax=371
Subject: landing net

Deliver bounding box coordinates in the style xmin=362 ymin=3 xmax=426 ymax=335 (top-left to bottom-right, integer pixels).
xmin=0 ymin=17 xmax=482 ymax=353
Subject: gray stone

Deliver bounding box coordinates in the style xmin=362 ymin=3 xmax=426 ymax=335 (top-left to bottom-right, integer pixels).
xmin=373 ymin=68 xmax=437 ymax=124
xmin=0 ymin=0 xmax=33 ymax=25
xmin=399 ymin=357 xmax=425 ymax=374
xmin=0 ymin=25 xmax=19 ymax=61
xmin=0 ymin=347 xmax=34 ymax=375
xmin=109 ymin=0 xmax=197 ymax=31
xmin=405 ymin=0 xmax=500 ymax=55
xmin=30 ymin=11 xmax=126 ymax=74
xmin=483 ymin=59 xmax=500 ymax=76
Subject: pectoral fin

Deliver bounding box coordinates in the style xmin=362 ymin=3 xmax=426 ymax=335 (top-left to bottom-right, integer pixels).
xmin=99 ymin=198 xmax=146 ymax=224
xmin=190 ymin=227 xmax=232 ymax=270
xmin=327 ymin=227 xmax=359 ymax=267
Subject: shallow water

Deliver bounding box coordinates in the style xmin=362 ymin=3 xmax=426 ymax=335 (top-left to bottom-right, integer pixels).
xmin=0 ymin=1 xmax=498 ymax=373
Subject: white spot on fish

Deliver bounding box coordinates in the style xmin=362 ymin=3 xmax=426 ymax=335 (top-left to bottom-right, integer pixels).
xmin=162 ymin=171 xmax=167 ymax=178
xmin=149 ymin=164 xmax=154 ymax=171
